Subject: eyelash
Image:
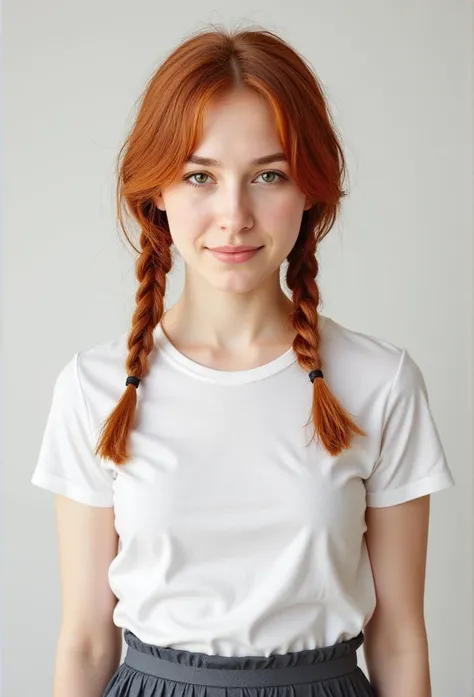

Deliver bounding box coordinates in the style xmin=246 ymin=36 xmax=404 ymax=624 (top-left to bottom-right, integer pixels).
xmin=183 ymin=170 xmax=287 ymax=188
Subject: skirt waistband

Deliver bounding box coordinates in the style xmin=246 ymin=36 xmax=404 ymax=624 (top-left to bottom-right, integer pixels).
xmin=123 ymin=632 xmax=364 ymax=687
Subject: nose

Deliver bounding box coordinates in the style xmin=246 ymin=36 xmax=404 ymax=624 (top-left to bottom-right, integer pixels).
xmin=216 ymin=187 xmax=254 ymax=233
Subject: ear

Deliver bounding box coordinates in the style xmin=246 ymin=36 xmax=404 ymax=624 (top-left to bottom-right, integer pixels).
xmin=303 ymin=197 xmax=313 ymax=211
xmin=156 ymin=192 xmax=166 ymax=211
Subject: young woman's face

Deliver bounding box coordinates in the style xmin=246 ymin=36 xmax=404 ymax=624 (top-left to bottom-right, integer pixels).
xmin=156 ymin=87 xmax=312 ymax=294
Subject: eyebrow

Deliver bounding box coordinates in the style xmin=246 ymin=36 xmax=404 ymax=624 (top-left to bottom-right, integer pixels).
xmin=185 ymin=152 xmax=288 ymax=167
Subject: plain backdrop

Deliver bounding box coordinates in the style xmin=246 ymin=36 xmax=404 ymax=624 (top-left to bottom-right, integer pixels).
xmin=2 ymin=2 xmax=473 ymax=696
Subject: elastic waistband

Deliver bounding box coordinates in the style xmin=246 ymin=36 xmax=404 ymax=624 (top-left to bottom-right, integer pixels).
xmin=123 ymin=640 xmax=361 ymax=687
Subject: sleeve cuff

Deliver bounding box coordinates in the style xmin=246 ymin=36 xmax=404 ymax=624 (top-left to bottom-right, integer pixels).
xmin=31 ymin=470 xmax=114 ymax=508
xmin=366 ymin=470 xmax=455 ymax=508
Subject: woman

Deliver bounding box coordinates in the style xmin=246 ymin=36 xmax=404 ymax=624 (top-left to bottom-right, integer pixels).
xmin=32 ymin=24 xmax=455 ymax=697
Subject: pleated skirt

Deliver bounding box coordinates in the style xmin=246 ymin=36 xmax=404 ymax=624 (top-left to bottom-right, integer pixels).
xmin=102 ymin=629 xmax=375 ymax=697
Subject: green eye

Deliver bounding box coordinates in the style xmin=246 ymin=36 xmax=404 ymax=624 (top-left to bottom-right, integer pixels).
xmin=184 ymin=171 xmax=286 ymax=188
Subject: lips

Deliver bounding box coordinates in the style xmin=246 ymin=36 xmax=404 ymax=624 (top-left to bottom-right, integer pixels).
xmin=206 ymin=246 xmax=263 ymax=264
xmin=208 ymin=246 xmax=262 ymax=253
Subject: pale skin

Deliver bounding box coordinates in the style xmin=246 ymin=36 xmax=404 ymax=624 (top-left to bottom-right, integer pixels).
xmin=53 ymin=498 xmax=122 ymax=697
xmin=54 ymin=87 xmax=432 ymax=696
xmin=364 ymin=496 xmax=432 ymax=696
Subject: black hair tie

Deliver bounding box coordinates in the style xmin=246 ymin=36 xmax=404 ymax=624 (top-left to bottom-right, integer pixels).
xmin=128 ymin=372 xmax=321 ymax=387
xmin=309 ymin=369 xmax=324 ymax=383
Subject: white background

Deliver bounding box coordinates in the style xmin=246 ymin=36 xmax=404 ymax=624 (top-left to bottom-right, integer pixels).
xmin=2 ymin=2 xmax=473 ymax=695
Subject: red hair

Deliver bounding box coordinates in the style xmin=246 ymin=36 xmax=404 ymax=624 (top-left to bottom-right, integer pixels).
xmin=95 ymin=24 xmax=366 ymax=465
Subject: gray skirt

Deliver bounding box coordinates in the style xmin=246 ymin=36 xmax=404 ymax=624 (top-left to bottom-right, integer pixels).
xmin=103 ymin=629 xmax=375 ymax=697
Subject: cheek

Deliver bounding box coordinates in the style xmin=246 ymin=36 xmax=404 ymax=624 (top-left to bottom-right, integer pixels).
xmin=265 ymin=196 xmax=305 ymax=243
xmin=165 ymin=189 xmax=304 ymax=244
xmin=166 ymin=202 xmax=209 ymax=246
xmin=265 ymin=192 xmax=305 ymax=224
xmin=266 ymin=197 xmax=306 ymax=257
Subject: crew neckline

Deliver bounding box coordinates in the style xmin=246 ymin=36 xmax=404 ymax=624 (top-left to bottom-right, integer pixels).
xmin=154 ymin=315 xmax=327 ymax=385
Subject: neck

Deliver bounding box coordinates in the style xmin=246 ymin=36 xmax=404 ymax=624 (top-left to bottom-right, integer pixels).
xmin=162 ymin=284 xmax=295 ymax=356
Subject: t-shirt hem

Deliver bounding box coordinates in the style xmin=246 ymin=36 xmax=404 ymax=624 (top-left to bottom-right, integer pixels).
xmin=365 ymin=470 xmax=455 ymax=508
xmin=31 ymin=470 xmax=114 ymax=508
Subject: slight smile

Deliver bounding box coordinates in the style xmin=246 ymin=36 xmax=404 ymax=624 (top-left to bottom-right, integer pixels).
xmin=206 ymin=246 xmax=264 ymax=264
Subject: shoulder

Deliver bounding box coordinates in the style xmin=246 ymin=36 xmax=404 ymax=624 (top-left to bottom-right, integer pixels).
xmin=320 ymin=315 xmax=411 ymax=395
xmin=323 ymin=317 xmax=406 ymax=373
xmin=53 ymin=331 xmax=130 ymax=417
xmin=76 ymin=331 xmax=129 ymax=382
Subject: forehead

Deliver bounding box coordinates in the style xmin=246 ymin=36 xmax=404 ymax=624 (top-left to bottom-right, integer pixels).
xmin=190 ymin=89 xmax=284 ymax=165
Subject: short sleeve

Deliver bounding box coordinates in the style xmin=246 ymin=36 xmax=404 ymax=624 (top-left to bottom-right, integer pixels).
xmin=31 ymin=352 xmax=115 ymax=507
xmin=365 ymin=349 xmax=455 ymax=507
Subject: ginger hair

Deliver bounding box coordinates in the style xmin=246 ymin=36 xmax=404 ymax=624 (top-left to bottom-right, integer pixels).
xmin=95 ymin=23 xmax=366 ymax=465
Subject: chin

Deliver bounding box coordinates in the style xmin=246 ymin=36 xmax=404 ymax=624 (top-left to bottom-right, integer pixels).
xmin=205 ymin=274 xmax=265 ymax=294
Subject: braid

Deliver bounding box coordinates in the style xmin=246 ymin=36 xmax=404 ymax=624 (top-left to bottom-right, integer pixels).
xmin=95 ymin=229 xmax=172 ymax=465
xmin=286 ymin=235 xmax=366 ymax=456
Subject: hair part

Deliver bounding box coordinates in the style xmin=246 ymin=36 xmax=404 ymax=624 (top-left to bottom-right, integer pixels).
xmin=95 ymin=23 xmax=366 ymax=465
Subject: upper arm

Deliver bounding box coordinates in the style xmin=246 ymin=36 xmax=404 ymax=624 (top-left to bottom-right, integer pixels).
xmin=55 ymin=494 xmax=121 ymax=654
xmin=364 ymin=495 xmax=430 ymax=643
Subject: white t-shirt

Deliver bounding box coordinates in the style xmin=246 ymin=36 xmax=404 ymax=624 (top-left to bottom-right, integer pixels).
xmin=31 ymin=314 xmax=454 ymax=655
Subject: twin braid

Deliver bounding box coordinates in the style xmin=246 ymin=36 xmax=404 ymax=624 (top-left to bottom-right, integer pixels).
xmin=94 ymin=230 xmax=171 ymax=464
xmin=96 ymin=230 xmax=365 ymax=465
xmin=286 ymin=236 xmax=366 ymax=455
